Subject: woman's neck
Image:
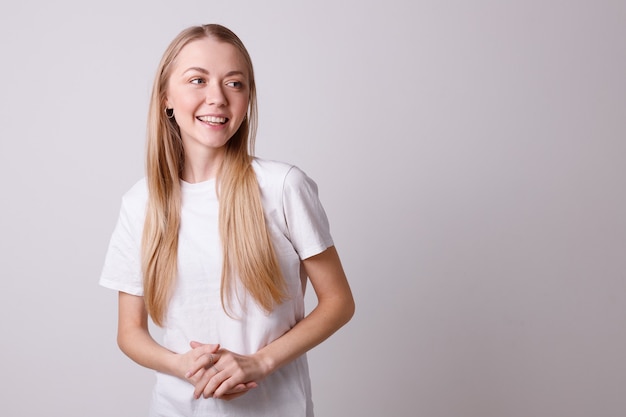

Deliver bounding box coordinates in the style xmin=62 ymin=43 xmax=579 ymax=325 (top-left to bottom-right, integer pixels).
xmin=182 ymin=147 xmax=226 ymax=183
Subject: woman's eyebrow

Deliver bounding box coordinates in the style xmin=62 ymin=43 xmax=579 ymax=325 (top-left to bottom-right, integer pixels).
xmin=182 ymin=67 xmax=245 ymax=77
xmin=224 ymin=70 xmax=245 ymax=77
xmin=183 ymin=66 xmax=209 ymax=75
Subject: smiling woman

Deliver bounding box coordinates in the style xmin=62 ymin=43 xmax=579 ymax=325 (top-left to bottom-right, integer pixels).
xmin=165 ymin=39 xmax=250 ymax=173
xmin=99 ymin=24 xmax=354 ymax=417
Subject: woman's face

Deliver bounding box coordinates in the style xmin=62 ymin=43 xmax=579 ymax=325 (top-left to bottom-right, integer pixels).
xmin=165 ymin=38 xmax=250 ymax=157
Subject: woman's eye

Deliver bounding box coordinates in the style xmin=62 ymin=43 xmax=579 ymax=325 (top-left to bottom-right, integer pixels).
xmin=190 ymin=78 xmax=205 ymax=85
xmin=226 ymin=81 xmax=243 ymax=88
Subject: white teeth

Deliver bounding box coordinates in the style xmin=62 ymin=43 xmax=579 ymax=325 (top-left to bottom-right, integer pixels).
xmin=199 ymin=116 xmax=227 ymax=123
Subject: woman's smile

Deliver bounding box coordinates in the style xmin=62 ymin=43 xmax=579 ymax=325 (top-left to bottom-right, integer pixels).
xmin=197 ymin=115 xmax=229 ymax=126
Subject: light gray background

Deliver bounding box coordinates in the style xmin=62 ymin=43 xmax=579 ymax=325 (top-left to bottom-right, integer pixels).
xmin=1 ymin=1 xmax=625 ymax=416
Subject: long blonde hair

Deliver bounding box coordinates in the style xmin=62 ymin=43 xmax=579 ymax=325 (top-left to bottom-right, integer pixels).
xmin=142 ymin=24 xmax=286 ymax=326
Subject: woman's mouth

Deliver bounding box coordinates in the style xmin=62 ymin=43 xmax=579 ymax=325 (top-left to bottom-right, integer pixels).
xmin=197 ymin=115 xmax=228 ymax=126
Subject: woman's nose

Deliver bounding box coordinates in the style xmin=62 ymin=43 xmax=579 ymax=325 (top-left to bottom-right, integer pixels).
xmin=205 ymin=82 xmax=227 ymax=106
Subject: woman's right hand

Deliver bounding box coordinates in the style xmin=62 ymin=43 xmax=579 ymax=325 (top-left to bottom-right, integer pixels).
xmin=183 ymin=341 xmax=257 ymax=400
xmin=177 ymin=341 xmax=220 ymax=381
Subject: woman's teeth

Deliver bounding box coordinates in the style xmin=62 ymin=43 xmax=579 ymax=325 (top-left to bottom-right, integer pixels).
xmin=198 ymin=115 xmax=227 ymax=125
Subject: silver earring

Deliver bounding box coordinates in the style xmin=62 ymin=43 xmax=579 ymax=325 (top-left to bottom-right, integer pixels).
xmin=165 ymin=107 xmax=174 ymax=119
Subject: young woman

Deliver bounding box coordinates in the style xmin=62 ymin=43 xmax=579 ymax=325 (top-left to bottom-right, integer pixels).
xmin=100 ymin=24 xmax=354 ymax=417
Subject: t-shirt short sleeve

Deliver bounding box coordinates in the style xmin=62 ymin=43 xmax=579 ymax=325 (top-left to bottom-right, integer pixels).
xmin=99 ymin=183 xmax=146 ymax=296
xmin=282 ymin=166 xmax=334 ymax=260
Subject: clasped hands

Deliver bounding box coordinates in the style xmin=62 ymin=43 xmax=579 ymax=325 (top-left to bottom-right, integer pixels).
xmin=180 ymin=341 xmax=264 ymax=401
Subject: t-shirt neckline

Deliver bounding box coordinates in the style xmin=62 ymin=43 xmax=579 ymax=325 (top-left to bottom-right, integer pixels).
xmin=180 ymin=178 xmax=216 ymax=192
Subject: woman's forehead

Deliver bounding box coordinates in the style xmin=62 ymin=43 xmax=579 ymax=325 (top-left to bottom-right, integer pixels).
xmin=172 ymin=38 xmax=248 ymax=76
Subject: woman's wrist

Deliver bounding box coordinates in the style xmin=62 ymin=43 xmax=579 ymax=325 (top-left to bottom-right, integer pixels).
xmin=253 ymin=350 xmax=277 ymax=377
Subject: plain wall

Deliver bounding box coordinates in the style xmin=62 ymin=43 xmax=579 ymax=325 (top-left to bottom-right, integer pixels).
xmin=1 ymin=1 xmax=625 ymax=416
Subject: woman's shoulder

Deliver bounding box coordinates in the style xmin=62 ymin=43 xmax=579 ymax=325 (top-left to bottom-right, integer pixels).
xmin=252 ymin=157 xmax=310 ymax=189
xmin=252 ymin=157 xmax=293 ymax=178
xmin=120 ymin=177 xmax=148 ymax=210
xmin=253 ymin=157 xmax=293 ymax=188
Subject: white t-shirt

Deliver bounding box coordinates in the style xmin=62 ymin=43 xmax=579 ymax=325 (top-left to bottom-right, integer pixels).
xmin=100 ymin=158 xmax=334 ymax=417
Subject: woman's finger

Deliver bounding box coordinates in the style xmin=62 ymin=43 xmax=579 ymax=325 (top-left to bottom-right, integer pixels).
xmin=185 ymin=347 xmax=221 ymax=378
xmin=193 ymin=364 xmax=224 ymax=399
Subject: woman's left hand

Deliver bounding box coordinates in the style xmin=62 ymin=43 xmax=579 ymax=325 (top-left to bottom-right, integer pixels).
xmin=187 ymin=342 xmax=269 ymax=400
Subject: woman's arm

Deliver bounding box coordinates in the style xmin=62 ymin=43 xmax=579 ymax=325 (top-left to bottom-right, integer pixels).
xmin=117 ymin=292 xmax=255 ymax=399
xmin=192 ymin=245 xmax=355 ymax=399
xmin=117 ymin=292 xmax=211 ymax=377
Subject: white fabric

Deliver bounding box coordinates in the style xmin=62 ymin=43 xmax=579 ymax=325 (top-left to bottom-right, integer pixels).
xmin=100 ymin=158 xmax=333 ymax=417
